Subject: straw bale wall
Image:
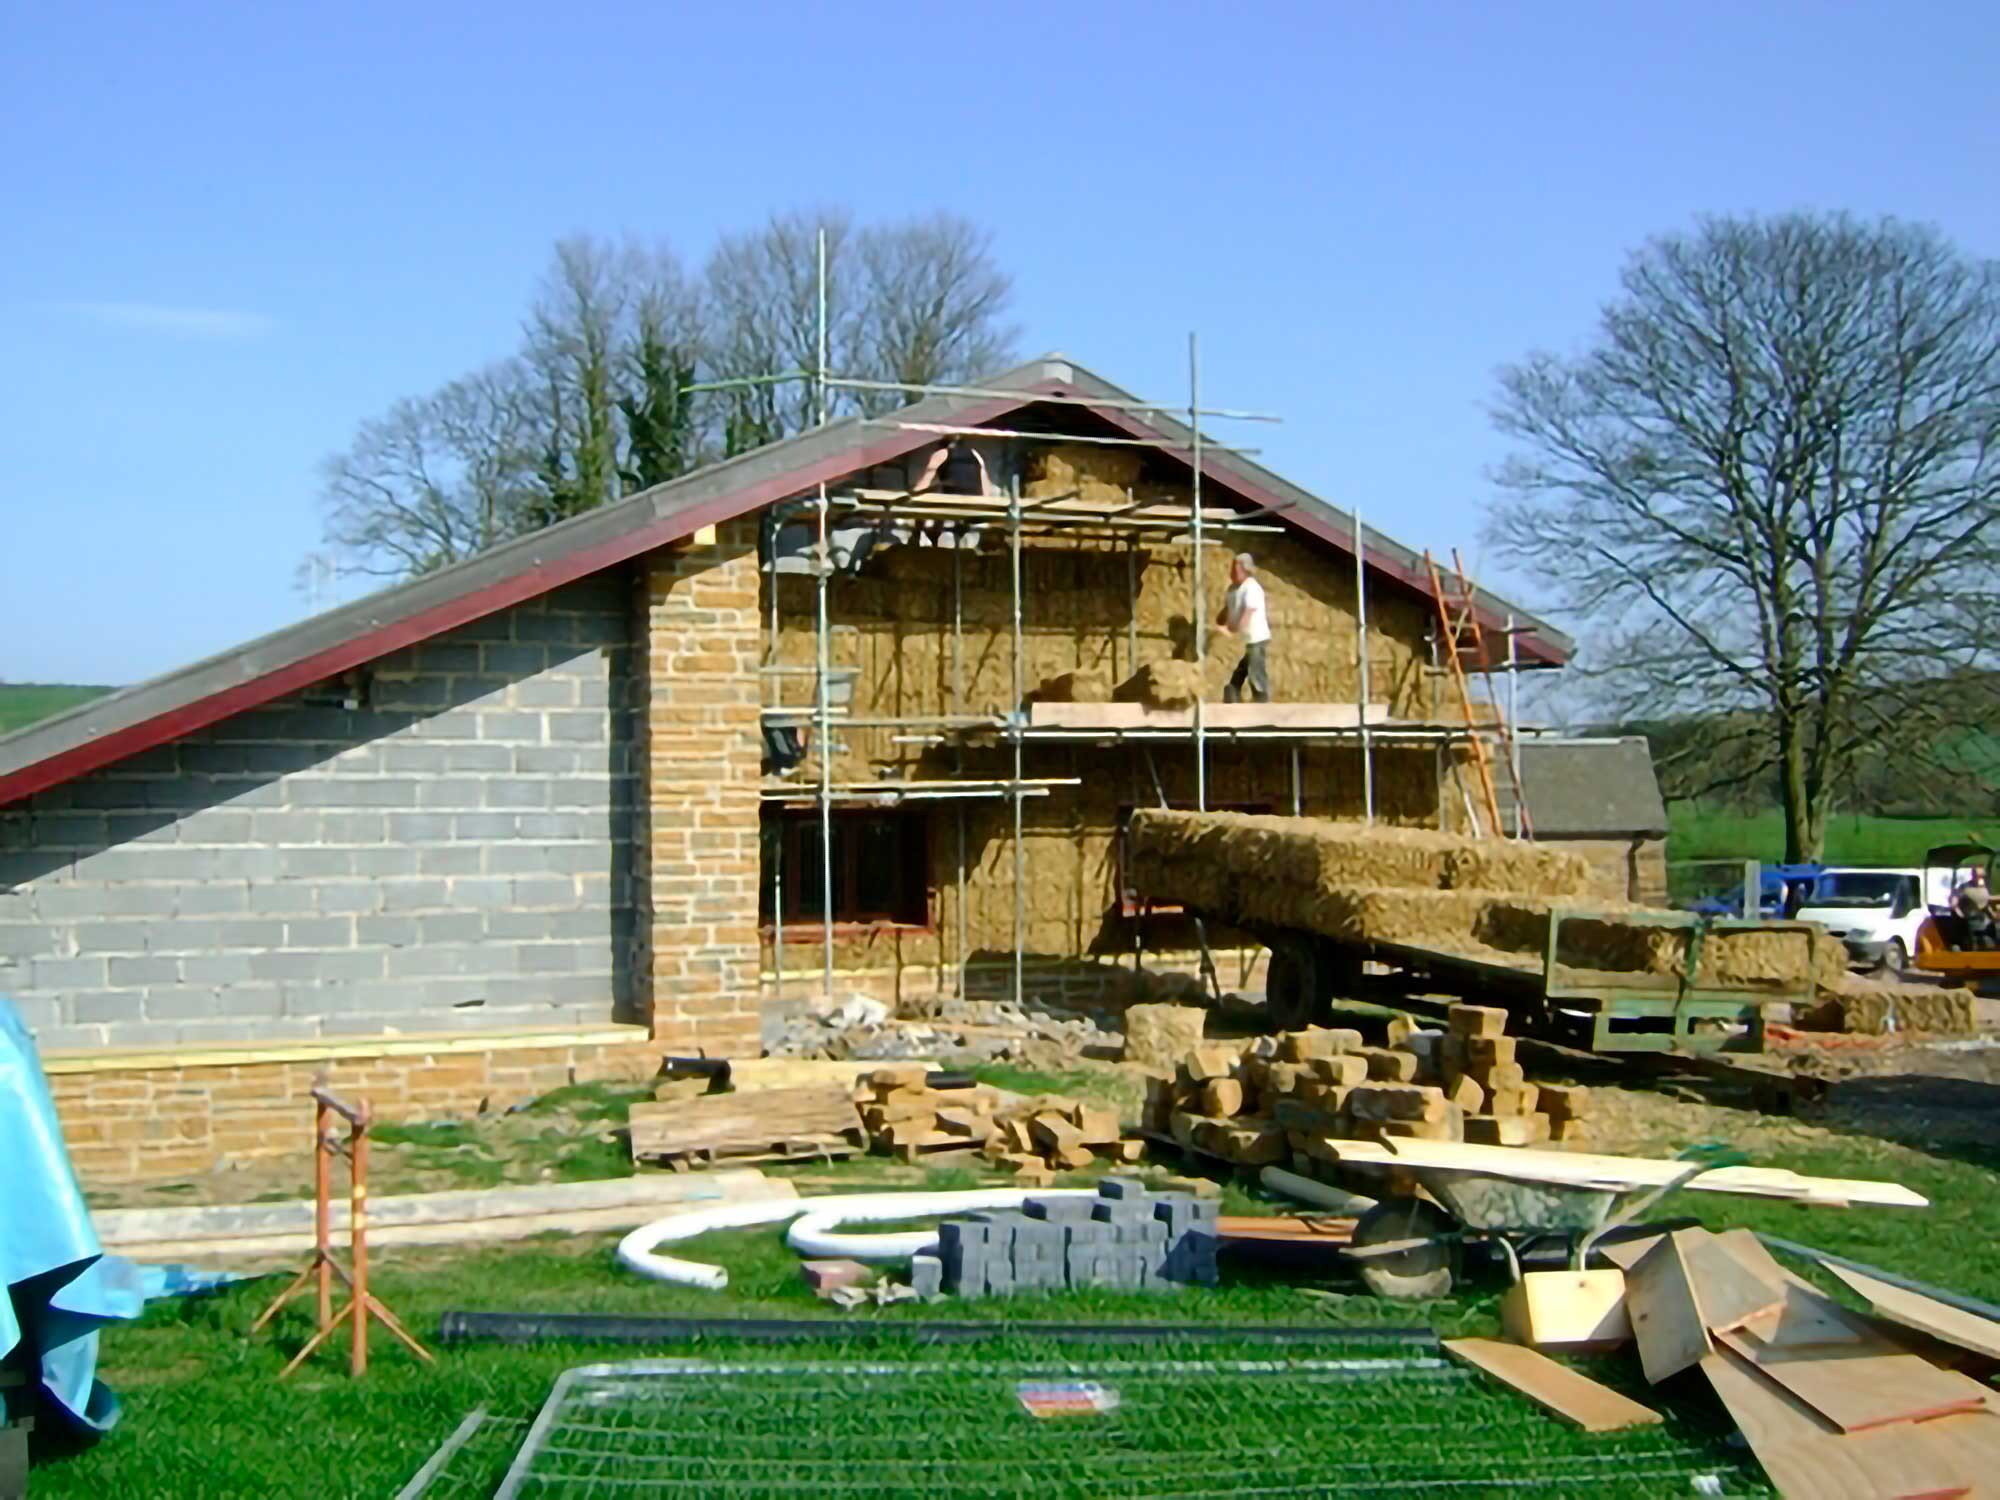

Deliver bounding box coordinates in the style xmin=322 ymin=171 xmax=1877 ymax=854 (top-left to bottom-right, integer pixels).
xmin=757 ymin=457 xmax=1454 ymax=1010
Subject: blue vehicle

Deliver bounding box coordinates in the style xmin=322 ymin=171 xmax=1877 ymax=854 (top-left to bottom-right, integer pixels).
xmin=1686 ymin=863 xmax=1828 ymax=919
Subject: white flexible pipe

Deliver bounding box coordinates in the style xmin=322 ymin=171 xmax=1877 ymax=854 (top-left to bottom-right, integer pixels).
xmin=615 ymin=1188 xmax=1098 ymax=1290
xmin=616 ymin=1197 xmax=817 ymax=1290
xmin=786 ymin=1189 xmax=1098 ymax=1261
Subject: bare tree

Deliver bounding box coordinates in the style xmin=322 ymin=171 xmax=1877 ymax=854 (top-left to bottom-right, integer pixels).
xmin=1488 ymin=213 xmax=2000 ymax=860
xmin=854 ymin=212 xmax=1018 ymax=415
xmin=317 ymin=361 xmax=540 ymax=578
xmin=315 ymin=208 xmax=1017 ymax=579
xmin=705 ymin=208 xmax=857 ymax=449
xmin=704 ymin=207 xmax=1018 ymax=441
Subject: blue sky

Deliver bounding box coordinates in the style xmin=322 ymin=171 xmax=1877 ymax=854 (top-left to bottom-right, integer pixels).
xmin=5 ymin=1 xmax=1995 ymax=685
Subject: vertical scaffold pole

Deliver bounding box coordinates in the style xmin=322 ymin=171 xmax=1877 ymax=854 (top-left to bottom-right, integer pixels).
xmin=1355 ymin=508 xmax=1375 ymax=823
xmin=1009 ymin=474 xmax=1025 ymax=1009
xmin=953 ymin=531 xmax=968 ymax=998
xmin=814 ymin=228 xmax=835 ymax=1006
xmin=1190 ymin=332 xmax=1206 ymax=813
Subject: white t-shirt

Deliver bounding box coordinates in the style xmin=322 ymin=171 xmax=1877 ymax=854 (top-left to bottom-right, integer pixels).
xmin=1226 ymin=578 xmax=1272 ymax=644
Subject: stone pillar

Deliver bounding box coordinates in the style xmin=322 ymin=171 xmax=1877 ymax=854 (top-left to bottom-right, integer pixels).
xmin=635 ymin=519 xmax=763 ymax=1053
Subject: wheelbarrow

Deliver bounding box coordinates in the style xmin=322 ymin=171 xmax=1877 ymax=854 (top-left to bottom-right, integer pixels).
xmin=1338 ymin=1144 xmax=1743 ymax=1302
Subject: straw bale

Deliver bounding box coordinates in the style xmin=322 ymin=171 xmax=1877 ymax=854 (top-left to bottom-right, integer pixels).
xmin=1440 ymin=842 xmax=1593 ymax=899
xmin=1027 ymin=667 xmax=1111 ymax=704
xmin=1026 ymin=443 xmax=1145 ymax=501
xmin=1828 ymin=985 xmax=1977 ymax=1036
xmin=1114 ymin=659 xmax=1205 ymax=708
xmin=1123 ymin=1003 xmax=1207 ymax=1071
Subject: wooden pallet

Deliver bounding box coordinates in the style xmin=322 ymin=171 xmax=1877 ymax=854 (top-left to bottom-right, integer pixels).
xmin=629 ymin=1086 xmax=863 ymax=1168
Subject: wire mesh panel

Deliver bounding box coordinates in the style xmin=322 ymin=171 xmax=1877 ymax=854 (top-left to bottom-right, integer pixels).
xmin=494 ymin=1355 xmax=1758 ymax=1498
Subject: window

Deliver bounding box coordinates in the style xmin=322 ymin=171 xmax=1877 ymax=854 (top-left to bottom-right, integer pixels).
xmin=761 ymin=809 xmax=931 ymax=927
xmin=1115 ymin=802 xmax=1270 ymax=916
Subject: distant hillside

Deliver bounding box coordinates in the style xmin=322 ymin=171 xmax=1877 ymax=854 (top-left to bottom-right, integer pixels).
xmin=0 ymin=683 xmax=115 ymax=737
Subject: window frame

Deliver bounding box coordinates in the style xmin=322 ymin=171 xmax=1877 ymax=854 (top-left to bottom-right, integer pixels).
xmin=760 ymin=807 xmax=933 ymax=933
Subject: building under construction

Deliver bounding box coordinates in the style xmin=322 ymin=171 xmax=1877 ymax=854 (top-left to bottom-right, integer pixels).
xmin=0 ymin=353 xmax=1604 ymax=1182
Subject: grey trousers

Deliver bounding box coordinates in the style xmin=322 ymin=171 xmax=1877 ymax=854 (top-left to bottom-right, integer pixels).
xmin=1224 ymin=641 xmax=1270 ymax=703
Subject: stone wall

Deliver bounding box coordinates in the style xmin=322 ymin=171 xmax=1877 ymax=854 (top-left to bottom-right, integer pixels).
xmin=0 ymin=577 xmax=638 ymax=1049
xmin=42 ymin=1028 xmax=659 ymax=1185
xmin=635 ymin=522 xmax=764 ymax=1053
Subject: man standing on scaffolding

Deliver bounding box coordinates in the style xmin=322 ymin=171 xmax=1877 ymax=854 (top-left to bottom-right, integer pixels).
xmin=1216 ymin=551 xmax=1272 ymax=703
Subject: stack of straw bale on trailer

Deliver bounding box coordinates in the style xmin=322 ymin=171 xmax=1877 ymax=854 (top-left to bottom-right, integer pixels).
xmin=1126 ymin=811 xmax=1975 ymax=1029
xmin=1141 ymin=1007 xmax=1595 ymax=1168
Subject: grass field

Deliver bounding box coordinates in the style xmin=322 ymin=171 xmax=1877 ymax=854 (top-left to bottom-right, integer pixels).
xmin=33 ymin=1122 xmax=2000 ymax=1499
xmin=0 ymin=682 xmax=113 ymax=737
xmin=1669 ymin=803 xmax=1997 ymax=867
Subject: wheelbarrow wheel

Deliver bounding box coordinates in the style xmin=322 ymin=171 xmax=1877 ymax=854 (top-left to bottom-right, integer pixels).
xmin=1350 ymin=1198 xmax=1456 ymax=1300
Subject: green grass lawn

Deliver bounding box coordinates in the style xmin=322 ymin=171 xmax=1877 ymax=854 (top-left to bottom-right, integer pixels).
xmin=35 ymin=1130 xmax=2000 ymax=1499
xmin=0 ymin=683 xmax=114 ymax=737
xmin=1669 ymin=803 xmax=1998 ymax=867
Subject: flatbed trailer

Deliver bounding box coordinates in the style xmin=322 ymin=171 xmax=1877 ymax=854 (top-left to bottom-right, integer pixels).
xmin=1238 ymin=907 xmax=1813 ymax=1054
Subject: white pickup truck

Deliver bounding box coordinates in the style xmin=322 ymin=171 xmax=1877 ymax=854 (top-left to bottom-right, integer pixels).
xmin=1793 ymin=867 xmax=1956 ymax=974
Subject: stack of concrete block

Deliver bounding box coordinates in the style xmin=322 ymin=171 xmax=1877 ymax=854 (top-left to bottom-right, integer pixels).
xmin=914 ymin=1178 xmax=1220 ymax=1298
xmin=855 ymin=1066 xmax=1147 ymax=1181
xmin=1145 ymin=1006 xmax=1591 ymax=1172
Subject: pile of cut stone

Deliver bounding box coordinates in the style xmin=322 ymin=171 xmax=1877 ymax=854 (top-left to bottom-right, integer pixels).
xmin=1141 ymin=1005 xmax=1592 ymax=1168
xmin=911 ymin=1176 xmax=1220 ymax=1298
xmin=855 ymin=1066 xmax=1146 ymax=1184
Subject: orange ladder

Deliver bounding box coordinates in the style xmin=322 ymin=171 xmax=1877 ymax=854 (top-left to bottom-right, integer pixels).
xmin=1424 ymin=549 xmax=1530 ymax=839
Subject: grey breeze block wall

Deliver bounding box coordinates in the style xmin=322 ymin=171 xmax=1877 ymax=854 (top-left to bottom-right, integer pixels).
xmin=0 ymin=574 xmax=640 ymax=1051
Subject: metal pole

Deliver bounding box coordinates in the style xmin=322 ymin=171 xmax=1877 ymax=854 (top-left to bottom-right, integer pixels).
xmin=815 ymin=228 xmax=828 ymax=427
xmin=770 ymin=546 xmax=783 ymax=1011
xmin=1506 ymin=613 xmax=1522 ymax=837
xmin=1355 ymin=508 xmax=1374 ymax=823
xmin=816 ymin=486 xmax=835 ymax=1004
xmin=814 ymin=225 xmax=835 ymax=1004
xmin=953 ymin=529 xmax=967 ymax=1000
xmin=1291 ymin=745 xmax=1302 ymax=817
xmin=1010 ymin=474 xmax=1025 ymax=1010
xmin=1190 ymin=332 xmax=1206 ymax=813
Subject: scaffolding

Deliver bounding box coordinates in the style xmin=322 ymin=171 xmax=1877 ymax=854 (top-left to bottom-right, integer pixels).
xmin=749 ymin=232 xmax=1541 ymax=1015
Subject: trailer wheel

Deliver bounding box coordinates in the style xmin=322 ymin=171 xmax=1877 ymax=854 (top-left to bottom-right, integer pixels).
xmin=1266 ymin=939 xmax=1327 ymax=1030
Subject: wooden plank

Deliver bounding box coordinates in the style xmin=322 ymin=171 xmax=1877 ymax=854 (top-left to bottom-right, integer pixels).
xmin=1594 ymin=1232 xmax=1660 ymax=1272
xmin=1627 ymin=1230 xmax=1713 ymax=1382
xmin=1685 ymin=1230 xmax=1785 ymax=1333
xmin=1716 ymin=1314 xmax=1991 ymax=1432
xmin=1823 ymin=1265 xmax=2000 ymax=1367
xmin=1711 ymin=1228 xmax=1792 ymax=1284
xmin=713 ymin=1058 xmax=941 ymax=1093
xmin=1026 ymin=701 xmax=1386 ymax=731
xmin=1701 ymin=1346 xmax=1972 ymax=1500
xmin=1442 ymin=1337 xmax=1662 ymax=1433
xmin=1325 ymin=1138 xmax=1929 ymax=1208
xmin=96 ymin=1169 xmax=779 ymax=1246
xmin=628 ymin=1085 xmax=863 ymax=1163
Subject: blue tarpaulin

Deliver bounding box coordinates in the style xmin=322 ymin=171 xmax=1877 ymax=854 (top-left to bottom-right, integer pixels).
xmin=2 ymin=998 xmax=148 ymax=1432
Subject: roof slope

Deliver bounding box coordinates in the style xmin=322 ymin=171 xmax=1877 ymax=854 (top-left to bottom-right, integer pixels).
xmin=0 ymin=354 xmax=1570 ymax=806
xmin=1519 ymin=738 xmax=1669 ymax=838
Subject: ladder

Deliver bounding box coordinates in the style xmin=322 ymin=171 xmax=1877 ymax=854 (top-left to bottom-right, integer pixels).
xmin=1424 ymin=549 xmax=1531 ymax=839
